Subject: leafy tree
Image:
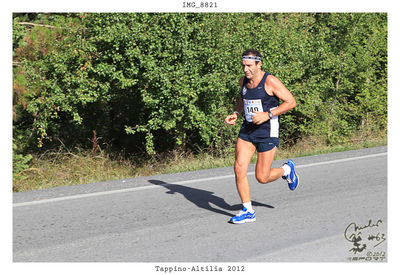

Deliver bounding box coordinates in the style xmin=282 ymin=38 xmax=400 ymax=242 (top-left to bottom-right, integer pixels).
xmin=12 ymin=12 xmax=387 ymax=159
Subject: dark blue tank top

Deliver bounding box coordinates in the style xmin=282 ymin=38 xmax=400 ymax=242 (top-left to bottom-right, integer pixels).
xmin=240 ymin=72 xmax=280 ymax=138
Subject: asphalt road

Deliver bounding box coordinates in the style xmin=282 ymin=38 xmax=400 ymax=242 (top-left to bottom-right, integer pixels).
xmin=13 ymin=146 xmax=387 ymax=262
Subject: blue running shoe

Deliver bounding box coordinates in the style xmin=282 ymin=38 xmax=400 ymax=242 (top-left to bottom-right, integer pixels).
xmin=283 ymin=159 xmax=299 ymax=191
xmin=229 ymin=207 xmax=256 ymax=224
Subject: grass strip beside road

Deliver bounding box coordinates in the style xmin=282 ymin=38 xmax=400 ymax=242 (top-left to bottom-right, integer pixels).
xmin=13 ymin=136 xmax=386 ymax=192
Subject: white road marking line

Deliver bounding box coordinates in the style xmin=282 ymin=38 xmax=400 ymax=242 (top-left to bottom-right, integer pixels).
xmin=13 ymin=152 xmax=387 ymax=207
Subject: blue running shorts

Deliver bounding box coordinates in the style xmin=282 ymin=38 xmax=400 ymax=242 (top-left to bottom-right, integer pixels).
xmin=238 ymin=131 xmax=280 ymax=153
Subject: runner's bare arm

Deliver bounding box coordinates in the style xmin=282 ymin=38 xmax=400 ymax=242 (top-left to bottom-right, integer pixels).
xmin=266 ymin=75 xmax=296 ymax=116
xmin=225 ymin=77 xmax=245 ymax=125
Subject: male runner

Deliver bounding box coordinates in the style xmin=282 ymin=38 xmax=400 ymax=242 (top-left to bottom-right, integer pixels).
xmin=225 ymin=49 xmax=299 ymax=224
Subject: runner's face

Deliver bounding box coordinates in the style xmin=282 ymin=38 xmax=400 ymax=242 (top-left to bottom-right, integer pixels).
xmin=242 ymin=59 xmax=261 ymax=79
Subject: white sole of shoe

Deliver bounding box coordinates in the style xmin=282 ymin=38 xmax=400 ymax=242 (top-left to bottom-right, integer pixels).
xmin=231 ymin=218 xmax=256 ymax=224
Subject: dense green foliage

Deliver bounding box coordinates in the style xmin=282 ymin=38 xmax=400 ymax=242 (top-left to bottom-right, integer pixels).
xmin=13 ymin=13 xmax=387 ymax=172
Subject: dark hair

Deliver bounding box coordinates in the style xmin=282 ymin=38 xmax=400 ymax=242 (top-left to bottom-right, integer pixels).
xmin=242 ymin=49 xmax=262 ymax=64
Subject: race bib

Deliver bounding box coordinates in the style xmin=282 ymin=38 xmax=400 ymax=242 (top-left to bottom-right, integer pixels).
xmin=243 ymin=99 xmax=263 ymax=122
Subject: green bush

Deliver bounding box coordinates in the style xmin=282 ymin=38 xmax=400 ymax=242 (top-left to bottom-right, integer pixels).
xmin=12 ymin=13 xmax=387 ymax=158
xmin=13 ymin=138 xmax=33 ymax=181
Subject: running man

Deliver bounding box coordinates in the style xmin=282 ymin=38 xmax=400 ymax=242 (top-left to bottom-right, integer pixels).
xmin=225 ymin=49 xmax=299 ymax=224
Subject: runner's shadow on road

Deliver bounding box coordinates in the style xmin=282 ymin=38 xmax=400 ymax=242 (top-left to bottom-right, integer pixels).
xmin=148 ymin=179 xmax=274 ymax=217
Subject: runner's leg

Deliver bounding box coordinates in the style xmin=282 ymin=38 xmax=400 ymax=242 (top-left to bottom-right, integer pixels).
xmin=234 ymin=137 xmax=256 ymax=203
xmin=255 ymin=147 xmax=285 ymax=184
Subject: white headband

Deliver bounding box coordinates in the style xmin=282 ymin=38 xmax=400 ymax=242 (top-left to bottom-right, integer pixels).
xmin=242 ymin=55 xmax=262 ymax=61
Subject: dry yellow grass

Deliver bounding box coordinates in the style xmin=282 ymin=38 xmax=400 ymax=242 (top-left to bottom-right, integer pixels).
xmin=13 ymin=133 xmax=386 ymax=192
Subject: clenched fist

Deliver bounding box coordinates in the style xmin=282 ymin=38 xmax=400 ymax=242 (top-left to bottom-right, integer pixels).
xmin=225 ymin=113 xmax=239 ymax=125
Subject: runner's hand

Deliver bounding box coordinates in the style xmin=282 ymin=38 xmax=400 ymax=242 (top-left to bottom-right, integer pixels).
xmin=225 ymin=114 xmax=238 ymax=125
xmin=252 ymin=111 xmax=269 ymax=125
